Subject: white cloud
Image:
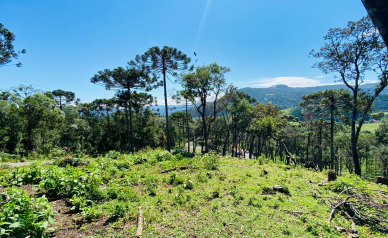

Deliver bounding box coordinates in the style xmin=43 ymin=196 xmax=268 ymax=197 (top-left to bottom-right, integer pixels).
xmin=315 ymin=75 xmax=324 ymax=79
xmin=157 ymin=93 xmax=224 ymax=106
xmin=248 ymin=76 xmax=324 ymax=88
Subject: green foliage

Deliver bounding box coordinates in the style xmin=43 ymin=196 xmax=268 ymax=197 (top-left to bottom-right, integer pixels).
xmin=0 ymin=188 xmax=54 ymax=237
xmin=168 ymin=172 xmax=184 ymax=186
xmin=202 ymin=153 xmax=220 ymax=170
xmin=259 ymin=185 xmax=274 ymax=195
xmin=107 ymin=203 xmax=128 ymax=222
xmin=82 ymin=205 xmax=103 ymax=221
xmin=8 ymin=163 xmax=43 ymax=186
xmin=172 ymin=148 xmax=194 ymax=158
xmin=248 ymin=196 xmax=262 ymax=208
xmin=105 ymin=150 xmax=121 ymax=160
xmin=70 ymin=195 xmax=92 ymax=213
xmin=155 ymin=151 xmax=175 ymax=162
xmin=327 ymin=174 xmax=368 ymax=193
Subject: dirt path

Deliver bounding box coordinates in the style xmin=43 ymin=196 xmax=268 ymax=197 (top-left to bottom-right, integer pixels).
xmin=0 ymin=160 xmax=52 ymax=167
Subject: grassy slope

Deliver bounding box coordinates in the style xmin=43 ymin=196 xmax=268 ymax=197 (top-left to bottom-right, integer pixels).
xmin=361 ymin=122 xmax=381 ymax=132
xmin=1 ymin=151 xmax=387 ymax=237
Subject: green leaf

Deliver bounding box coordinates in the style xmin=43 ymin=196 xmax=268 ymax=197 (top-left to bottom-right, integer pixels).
xmin=41 ymin=221 xmax=48 ymax=229
xmin=9 ymin=222 xmax=21 ymax=228
xmin=48 ymin=216 xmax=55 ymax=224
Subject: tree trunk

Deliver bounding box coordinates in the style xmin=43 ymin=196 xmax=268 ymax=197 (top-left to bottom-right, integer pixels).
xmin=362 ymin=0 xmax=388 ymax=47
xmin=186 ymin=98 xmax=190 ymax=153
xmin=128 ymin=88 xmax=134 ymax=153
xmin=351 ymin=90 xmax=362 ymax=175
xmin=162 ymin=58 xmax=171 ymax=152
xmin=330 ymin=102 xmax=335 ymax=170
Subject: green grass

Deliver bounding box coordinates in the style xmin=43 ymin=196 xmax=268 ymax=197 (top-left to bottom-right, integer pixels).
xmin=1 ymin=150 xmax=387 ymax=237
xmin=361 ymin=122 xmax=381 ymax=132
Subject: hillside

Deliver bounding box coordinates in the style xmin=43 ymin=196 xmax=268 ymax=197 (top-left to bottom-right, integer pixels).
xmin=0 ymin=150 xmax=387 ymax=237
xmin=240 ymin=83 xmax=388 ymax=111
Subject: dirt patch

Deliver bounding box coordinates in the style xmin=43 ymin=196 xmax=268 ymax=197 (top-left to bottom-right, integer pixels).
xmin=0 ymin=160 xmax=52 ymax=167
xmin=20 ymin=184 xmax=37 ymax=197
xmin=47 ymin=199 xmax=120 ymax=238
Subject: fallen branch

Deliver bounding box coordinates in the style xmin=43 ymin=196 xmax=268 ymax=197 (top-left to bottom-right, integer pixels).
xmin=159 ymin=166 xmax=192 ymax=174
xmin=328 ymin=196 xmax=351 ymax=222
xmin=337 ymin=187 xmax=388 ymax=198
xmin=135 ymin=207 xmax=144 ymax=237
xmin=343 ymin=211 xmax=357 ymax=235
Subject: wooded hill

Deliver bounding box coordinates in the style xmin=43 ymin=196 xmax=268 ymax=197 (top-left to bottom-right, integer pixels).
xmin=239 ymin=83 xmax=388 ymax=111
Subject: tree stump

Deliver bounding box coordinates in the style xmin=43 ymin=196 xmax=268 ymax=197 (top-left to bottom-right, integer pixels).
xmin=273 ymin=185 xmax=284 ymax=192
xmin=328 ymin=170 xmax=337 ymax=182
xmin=375 ymin=176 xmax=388 ymax=185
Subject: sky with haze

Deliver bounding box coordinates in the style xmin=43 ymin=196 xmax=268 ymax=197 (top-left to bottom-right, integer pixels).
xmin=0 ymin=0 xmax=373 ymax=104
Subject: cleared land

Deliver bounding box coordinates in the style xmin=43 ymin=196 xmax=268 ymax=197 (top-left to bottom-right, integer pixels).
xmin=0 ymin=150 xmax=387 ymax=237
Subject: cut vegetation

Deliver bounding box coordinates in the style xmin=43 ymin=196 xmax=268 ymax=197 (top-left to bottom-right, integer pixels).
xmin=0 ymin=150 xmax=387 ymax=237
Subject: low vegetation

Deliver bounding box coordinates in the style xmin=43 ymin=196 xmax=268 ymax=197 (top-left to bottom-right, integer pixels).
xmin=0 ymin=149 xmax=387 ymax=237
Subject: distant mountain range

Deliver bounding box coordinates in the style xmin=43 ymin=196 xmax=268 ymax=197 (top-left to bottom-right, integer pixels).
xmin=239 ymin=83 xmax=388 ymax=111
xmin=148 ymin=83 xmax=388 ymax=117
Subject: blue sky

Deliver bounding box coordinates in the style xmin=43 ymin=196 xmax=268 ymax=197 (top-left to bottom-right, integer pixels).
xmin=1 ymin=0 xmax=371 ymax=104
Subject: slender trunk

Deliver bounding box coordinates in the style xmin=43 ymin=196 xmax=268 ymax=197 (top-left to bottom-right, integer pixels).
xmin=306 ymin=132 xmax=310 ymax=161
xmin=223 ymin=129 xmax=230 ymax=156
xmin=162 ymin=58 xmax=171 ymax=152
xmin=178 ymin=121 xmax=181 ymax=147
xmin=128 ymin=87 xmax=134 ymax=153
xmin=330 ymin=98 xmax=335 ymax=170
xmin=125 ymin=105 xmax=130 ymax=153
xmin=186 ymin=98 xmax=190 ymax=153
xmin=351 ymin=90 xmax=361 ymax=175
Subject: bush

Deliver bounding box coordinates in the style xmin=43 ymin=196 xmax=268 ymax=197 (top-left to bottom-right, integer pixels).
xmin=327 ymin=175 xmax=367 ymax=193
xmin=107 ymin=203 xmax=129 ymax=222
xmin=203 ymin=154 xmax=220 ymax=170
xmin=105 ymin=150 xmax=121 ymax=160
xmin=183 ymin=179 xmax=194 ymax=190
xmin=172 ymin=148 xmax=194 ymax=158
xmin=82 ymin=205 xmax=103 ymax=221
xmin=168 ymin=172 xmax=184 ymax=186
xmin=70 ymin=195 xmax=92 ymax=213
xmin=9 ymin=163 xmax=43 ymax=186
xmin=155 ymin=151 xmax=175 ymax=162
xmin=0 ymin=188 xmax=55 ymax=237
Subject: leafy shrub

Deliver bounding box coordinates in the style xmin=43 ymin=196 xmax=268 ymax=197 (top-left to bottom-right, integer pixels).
xmin=231 ymin=186 xmax=244 ymax=205
xmin=132 ymin=155 xmax=146 ymax=165
xmin=172 ymin=148 xmax=194 ymax=158
xmin=82 ymin=206 xmax=103 ymax=221
xmin=203 ymin=154 xmax=220 ymax=170
xmin=146 ymin=183 xmax=157 ymax=196
xmin=70 ymin=195 xmax=92 ymax=213
xmin=113 ymin=160 xmax=132 ymax=170
xmin=57 ymin=157 xmax=84 ymax=167
xmin=168 ymin=172 xmax=184 ymax=186
xmin=327 ymin=175 xmax=367 ymax=193
xmin=0 ymin=188 xmax=55 ymax=237
xmin=107 ymin=203 xmax=128 ymax=222
xmin=183 ymin=179 xmax=194 ymax=190
xmin=117 ymin=187 xmax=139 ymax=202
xmin=173 ymin=186 xmax=186 ymax=205
xmin=105 ymin=150 xmax=121 ymax=160
xmin=37 ymin=166 xmax=103 ymax=200
xmin=9 ymin=163 xmax=44 ymax=186
xmin=155 ymin=151 xmax=175 ymax=162
xmin=197 ymin=173 xmax=208 ymax=183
